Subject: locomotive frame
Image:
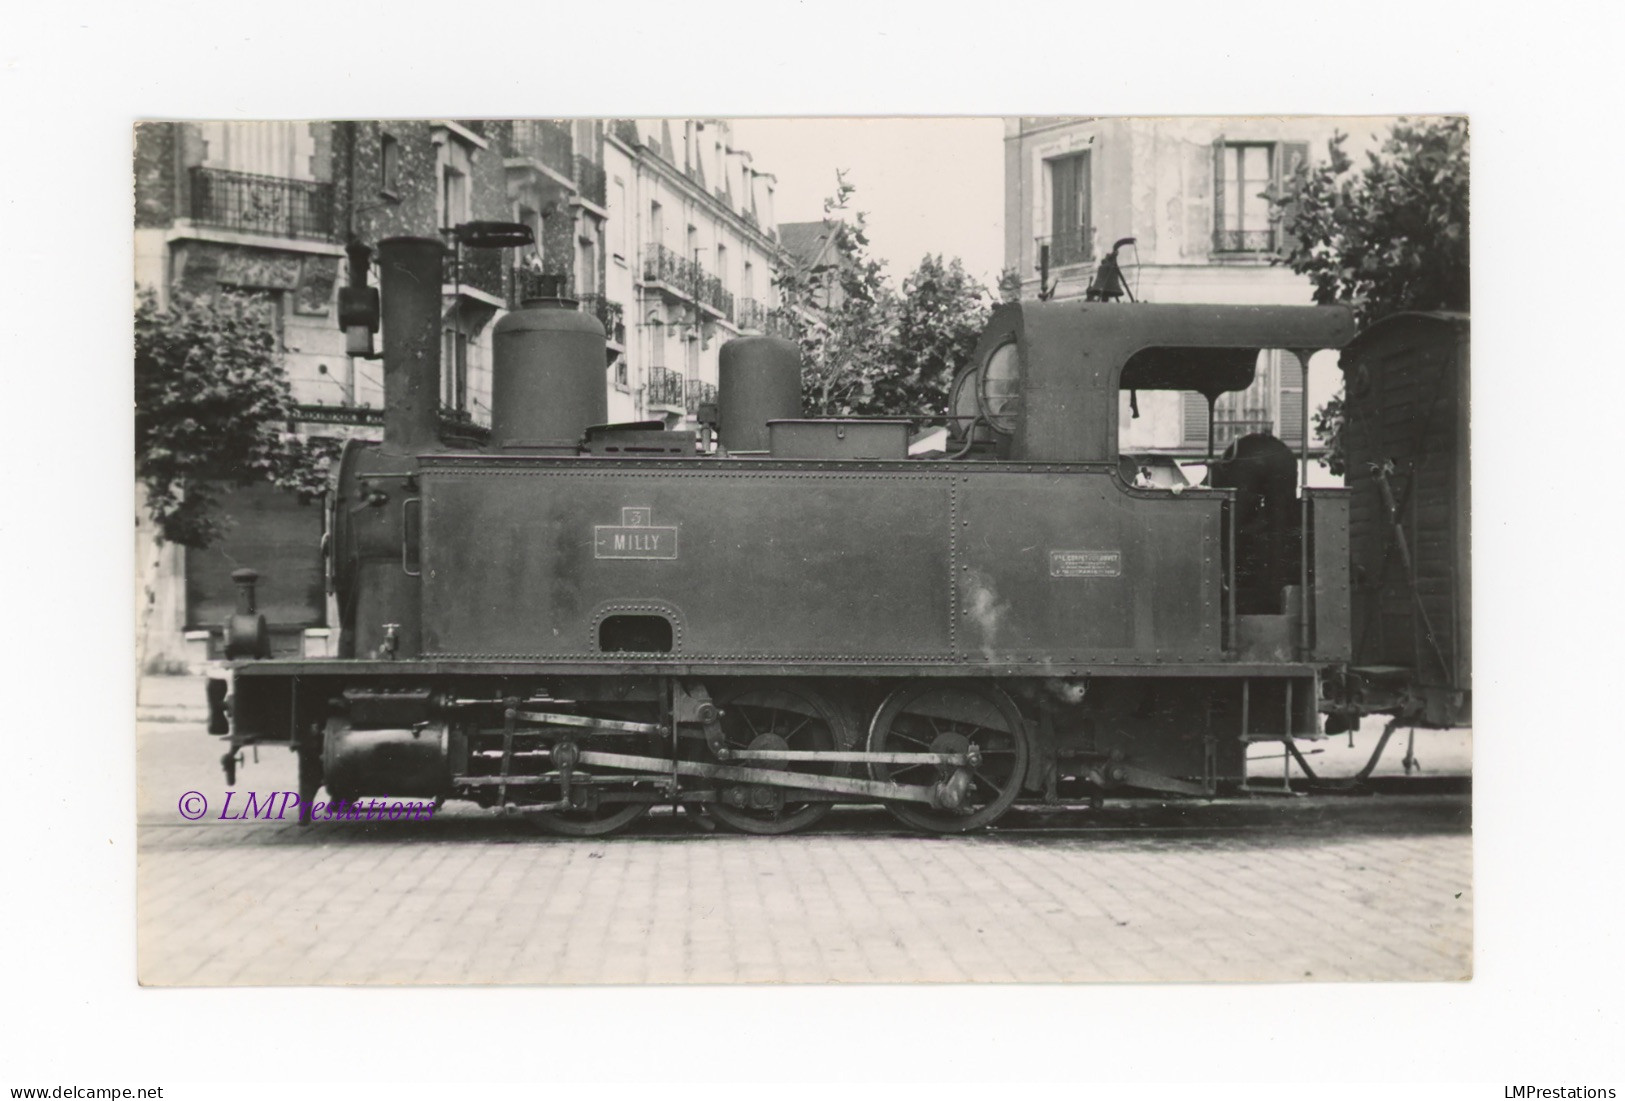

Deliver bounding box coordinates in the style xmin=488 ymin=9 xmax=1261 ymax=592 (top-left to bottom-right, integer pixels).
xmin=210 ymin=234 xmax=1455 ymax=836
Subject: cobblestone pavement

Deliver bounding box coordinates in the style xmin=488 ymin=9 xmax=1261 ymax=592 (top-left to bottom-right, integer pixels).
xmin=137 ymin=686 xmax=1472 ymax=986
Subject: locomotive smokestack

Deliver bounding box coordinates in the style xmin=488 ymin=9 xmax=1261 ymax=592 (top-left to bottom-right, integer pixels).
xmin=378 ymin=236 xmax=445 ymax=454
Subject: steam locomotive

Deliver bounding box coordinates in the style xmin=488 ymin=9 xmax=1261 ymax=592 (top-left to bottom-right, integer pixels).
xmin=210 ymin=234 xmax=1469 ymax=835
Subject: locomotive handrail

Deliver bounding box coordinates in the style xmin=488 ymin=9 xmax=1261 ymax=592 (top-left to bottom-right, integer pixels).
xmin=401 ymin=497 xmax=421 ymax=577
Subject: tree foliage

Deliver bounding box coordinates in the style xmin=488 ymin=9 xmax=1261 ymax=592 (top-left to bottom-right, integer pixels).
xmin=875 ymin=254 xmax=990 ymax=415
xmin=134 ymin=287 xmax=337 ymax=548
xmin=774 ymin=175 xmax=991 ymax=417
xmin=773 ymin=174 xmax=897 ymax=415
xmin=1276 ymin=117 xmax=1469 ymax=473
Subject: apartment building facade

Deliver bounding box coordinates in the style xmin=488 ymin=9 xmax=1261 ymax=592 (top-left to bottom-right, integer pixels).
xmin=604 ymin=119 xmax=787 ymax=426
xmin=1003 ymin=116 xmax=1391 ymax=464
xmin=133 ymin=118 xmax=792 ymax=667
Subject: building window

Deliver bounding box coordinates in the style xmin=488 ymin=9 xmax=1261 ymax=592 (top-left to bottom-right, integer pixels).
xmin=613 ymin=180 xmax=627 ymax=260
xmin=648 ymin=316 xmax=665 ymax=369
xmin=649 ymin=200 xmax=664 ymax=246
xmin=577 ymin=217 xmax=599 ymax=298
xmin=1045 ymin=152 xmax=1091 ymax=266
xmin=517 ymin=204 xmax=543 ymax=266
xmin=380 ymin=133 xmax=400 ymax=197
xmin=1213 ymin=142 xmax=1275 ymax=252
xmin=437 ymin=134 xmax=475 ymax=231
xmin=614 ymin=355 xmax=628 ymax=389
xmin=201 ymin=121 xmax=313 ymax=180
xmin=1180 ymin=350 xmax=1306 ymax=449
xmin=440 ymin=166 xmax=467 ymax=231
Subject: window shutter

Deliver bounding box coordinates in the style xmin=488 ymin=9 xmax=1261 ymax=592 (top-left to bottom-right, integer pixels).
xmin=1079 ymin=151 xmax=1092 ymax=256
xmin=1277 ymin=350 xmax=1305 ymax=443
xmin=1050 ymin=156 xmax=1075 ymax=241
xmin=1211 ymin=135 xmax=1227 ymax=250
xmin=1274 ymin=141 xmax=1310 ymax=256
xmin=1183 ymin=391 xmax=1211 ymax=447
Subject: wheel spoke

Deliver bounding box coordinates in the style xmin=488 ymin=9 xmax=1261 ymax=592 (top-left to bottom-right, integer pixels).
xmin=870 ymin=682 xmax=1030 ymax=834
xmin=970 ymin=768 xmax=1004 ymax=795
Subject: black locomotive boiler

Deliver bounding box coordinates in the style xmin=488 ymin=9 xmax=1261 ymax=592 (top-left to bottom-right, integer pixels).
xmin=216 ymin=234 xmax=1377 ymax=835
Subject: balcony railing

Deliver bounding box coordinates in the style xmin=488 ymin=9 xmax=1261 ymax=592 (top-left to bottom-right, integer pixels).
xmin=575 ymin=155 xmax=607 ymax=207
xmin=642 ymin=244 xmax=733 ymax=319
xmin=685 ymin=378 xmax=718 ymax=415
xmin=577 ymin=293 xmax=625 ymax=345
xmin=696 ymin=272 xmax=733 ymax=320
xmin=643 ymin=242 xmax=690 ymax=291
xmin=1212 ymin=228 xmax=1277 ymax=253
xmin=442 ymin=248 xmax=505 ymax=299
xmin=736 ymin=297 xmax=767 ymax=331
xmin=1035 ymin=227 xmax=1092 ymax=267
xmin=765 ymin=308 xmax=801 ymax=339
xmin=188 ymin=166 xmax=335 ymax=241
xmin=515 ymin=268 xmax=570 ymax=302
xmin=648 ymin=365 xmax=685 ymax=409
xmin=1211 ymin=417 xmax=1278 ymax=447
xmin=506 ymin=119 xmax=574 ymax=179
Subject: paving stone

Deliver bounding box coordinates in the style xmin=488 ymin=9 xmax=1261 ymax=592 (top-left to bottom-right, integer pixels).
xmin=138 ymin=715 xmax=1472 ymax=985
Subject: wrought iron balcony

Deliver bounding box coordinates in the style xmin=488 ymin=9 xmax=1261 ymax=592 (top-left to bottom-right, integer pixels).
xmin=442 ymin=248 xmax=505 ymax=299
xmin=577 ymin=293 xmax=626 ymax=345
xmin=736 ymin=297 xmax=767 ymax=331
xmin=188 ymin=166 xmax=335 ymax=241
xmin=685 ymin=378 xmax=718 ymax=415
xmin=575 ymin=155 xmax=607 ymax=207
xmin=648 ymin=365 xmax=685 ymax=409
xmin=506 ymin=119 xmax=574 ymax=179
xmin=766 ymin=308 xmax=801 ymax=339
xmin=1034 ymin=227 xmax=1092 ymax=267
xmin=642 ymin=244 xmax=732 ymax=318
xmin=643 ymin=242 xmax=691 ymax=294
xmin=696 ymin=271 xmax=733 ymax=320
xmin=515 ymin=267 xmax=570 ymax=303
xmin=1212 ymin=228 xmax=1277 ymax=253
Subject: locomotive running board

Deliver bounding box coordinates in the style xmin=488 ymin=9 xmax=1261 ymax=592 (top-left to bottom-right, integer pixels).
xmin=574 ymin=750 xmax=965 ymax=809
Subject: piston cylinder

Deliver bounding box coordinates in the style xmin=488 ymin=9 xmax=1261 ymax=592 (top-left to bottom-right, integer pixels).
xmin=322 ymin=718 xmax=451 ymax=800
xmin=491 ymin=298 xmax=607 ymax=451
xmin=718 ymin=335 xmax=802 ymax=453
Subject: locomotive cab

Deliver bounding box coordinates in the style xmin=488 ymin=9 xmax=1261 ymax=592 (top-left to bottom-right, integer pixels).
xmin=961 ymin=299 xmax=1355 ymax=665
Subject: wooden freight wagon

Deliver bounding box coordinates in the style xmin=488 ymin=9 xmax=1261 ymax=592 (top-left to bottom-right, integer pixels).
xmin=1340 ymin=312 xmax=1471 ymax=727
